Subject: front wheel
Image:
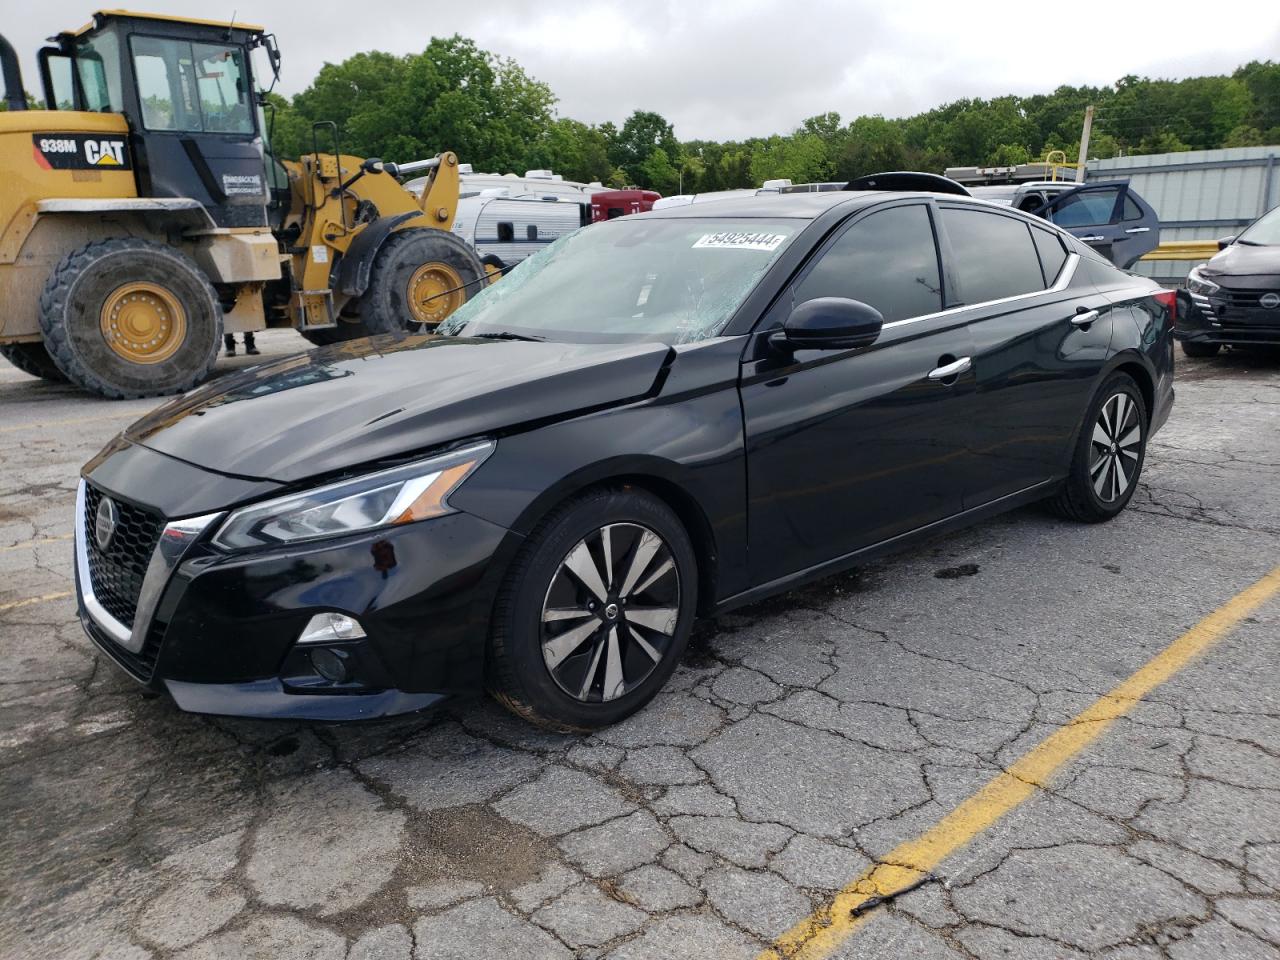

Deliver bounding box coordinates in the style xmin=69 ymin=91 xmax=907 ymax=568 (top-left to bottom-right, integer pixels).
xmin=38 ymin=238 xmax=221 ymax=399
xmin=488 ymin=488 xmax=698 ymax=731
xmin=357 ymin=229 xmax=486 ymax=335
xmin=1047 ymin=372 xmax=1148 ymax=523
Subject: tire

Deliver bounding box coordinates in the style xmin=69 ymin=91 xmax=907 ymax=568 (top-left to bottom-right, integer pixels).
xmin=38 ymin=238 xmax=222 ymax=399
xmin=356 ymin=228 xmax=486 ymax=335
xmin=488 ymin=487 xmax=699 ymax=731
xmin=1047 ymin=372 xmax=1148 ymax=523
xmin=1181 ymin=341 xmax=1221 ymax=358
xmin=0 ymin=342 xmax=69 ymax=382
xmin=298 ymin=314 xmax=369 ymax=346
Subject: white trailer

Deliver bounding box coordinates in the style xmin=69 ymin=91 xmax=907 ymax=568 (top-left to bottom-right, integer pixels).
xmin=408 ymin=167 xmax=607 ymax=202
xmin=451 ymin=191 xmax=589 ymax=269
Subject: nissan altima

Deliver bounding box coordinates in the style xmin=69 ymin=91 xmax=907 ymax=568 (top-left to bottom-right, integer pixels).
xmin=75 ymin=188 xmax=1175 ymax=729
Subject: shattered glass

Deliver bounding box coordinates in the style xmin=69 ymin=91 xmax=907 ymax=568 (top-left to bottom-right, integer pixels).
xmin=438 ymin=218 xmax=800 ymax=345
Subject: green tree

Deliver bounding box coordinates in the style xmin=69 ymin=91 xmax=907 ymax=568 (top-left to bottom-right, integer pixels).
xmin=748 ymin=134 xmax=831 ymax=185
xmin=636 ymin=147 xmax=680 ymax=193
xmin=1223 ymin=124 xmax=1265 ymax=147
xmin=834 ymin=115 xmax=908 ymax=180
xmin=611 ymin=110 xmax=680 ymax=173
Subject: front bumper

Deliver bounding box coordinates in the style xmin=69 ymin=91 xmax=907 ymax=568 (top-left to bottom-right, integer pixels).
xmin=75 ymin=476 xmax=518 ymax=721
xmin=1176 ymin=287 xmax=1280 ymax=346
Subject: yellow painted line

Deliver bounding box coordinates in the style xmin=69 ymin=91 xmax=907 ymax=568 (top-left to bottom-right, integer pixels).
xmin=761 ymin=565 xmax=1280 ymax=960
xmin=0 ymin=411 xmax=138 ymax=434
xmin=0 ymin=534 xmax=73 ymax=553
xmin=0 ymin=590 xmax=73 ymax=613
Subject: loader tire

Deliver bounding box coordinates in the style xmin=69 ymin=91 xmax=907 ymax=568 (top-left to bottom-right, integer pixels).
xmin=0 ymin=342 xmax=69 ymax=383
xmin=357 ymin=229 xmax=486 ymax=334
xmin=298 ymin=313 xmax=369 ymax=346
xmin=39 ymin=238 xmax=222 ymax=400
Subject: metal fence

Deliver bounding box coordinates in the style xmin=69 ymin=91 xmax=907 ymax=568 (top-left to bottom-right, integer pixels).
xmin=1086 ymin=147 xmax=1279 ymax=284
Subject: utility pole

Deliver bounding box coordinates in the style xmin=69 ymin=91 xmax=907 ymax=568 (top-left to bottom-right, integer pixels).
xmin=1075 ymin=105 xmax=1094 ymax=183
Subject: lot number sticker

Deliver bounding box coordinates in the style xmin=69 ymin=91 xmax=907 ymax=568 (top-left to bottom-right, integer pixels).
xmin=693 ymin=231 xmax=788 ymax=252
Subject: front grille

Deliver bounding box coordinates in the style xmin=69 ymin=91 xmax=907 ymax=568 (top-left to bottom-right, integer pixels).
xmin=1207 ymin=286 xmax=1280 ymax=328
xmin=83 ymin=614 xmax=162 ymax=682
xmin=83 ymin=485 xmax=164 ymax=628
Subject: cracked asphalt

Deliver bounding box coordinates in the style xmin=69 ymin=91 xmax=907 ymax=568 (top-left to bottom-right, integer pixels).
xmin=2 ymin=333 xmax=1278 ymax=960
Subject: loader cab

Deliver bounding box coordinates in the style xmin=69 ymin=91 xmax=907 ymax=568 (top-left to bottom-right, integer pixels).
xmin=39 ymin=11 xmax=275 ymax=227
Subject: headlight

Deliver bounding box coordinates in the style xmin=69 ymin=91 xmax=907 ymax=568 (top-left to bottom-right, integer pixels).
xmin=1187 ymin=265 xmax=1220 ymax=297
xmin=211 ymin=440 xmax=494 ymax=551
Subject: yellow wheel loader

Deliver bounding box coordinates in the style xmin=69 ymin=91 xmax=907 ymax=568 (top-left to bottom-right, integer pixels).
xmin=0 ymin=11 xmax=485 ymax=399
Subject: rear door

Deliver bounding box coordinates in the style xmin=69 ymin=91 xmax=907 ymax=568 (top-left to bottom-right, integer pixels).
xmin=1032 ymin=183 xmax=1159 ymax=269
xmin=740 ymin=201 xmax=977 ymax=585
xmin=935 ymin=204 xmax=1116 ymax=505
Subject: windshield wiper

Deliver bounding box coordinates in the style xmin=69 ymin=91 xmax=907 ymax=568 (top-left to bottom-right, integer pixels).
xmin=1235 ymin=239 xmax=1265 ymax=246
xmin=469 ymin=331 xmax=546 ymax=342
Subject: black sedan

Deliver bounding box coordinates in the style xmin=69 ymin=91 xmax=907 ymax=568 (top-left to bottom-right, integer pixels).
xmin=1177 ymin=203 xmax=1280 ymax=356
xmin=75 ymin=189 xmax=1175 ymax=728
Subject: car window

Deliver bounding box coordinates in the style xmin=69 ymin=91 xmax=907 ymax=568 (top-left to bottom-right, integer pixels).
xmin=1046 ymin=188 xmax=1120 ymax=227
xmin=1121 ymin=195 xmax=1145 ymax=222
xmin=1236 ymin=204 xmax=1280 ymax=245
xmin=1031 ymin=228 xmax=1069 ymax=285
xmin=74 ymin=32 xmax=124 ymax=113
xmin=794 ymin=204 xmax=942 ymax=323
xmin=941 ymin=207 xmax=1045 ymax=303
xmin=130 ymin=36 xmax=253 ymax=134
xmin=437 ymin=217 xmax=801 ymax=345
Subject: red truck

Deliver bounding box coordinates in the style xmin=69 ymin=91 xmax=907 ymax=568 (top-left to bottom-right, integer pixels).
xmin=591 ymin=189 xmax=661 ymax=222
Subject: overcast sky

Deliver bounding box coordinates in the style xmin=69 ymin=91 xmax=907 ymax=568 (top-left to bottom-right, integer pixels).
xmin=7 ymin=0 xmax=1279 ymax=141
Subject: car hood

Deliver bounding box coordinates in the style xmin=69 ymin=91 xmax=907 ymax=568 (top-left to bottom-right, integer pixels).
xmin=1204 ymin=242 xmax=1280 ymax=287
xmin=126 ymin=334 xmax=674 ymax=483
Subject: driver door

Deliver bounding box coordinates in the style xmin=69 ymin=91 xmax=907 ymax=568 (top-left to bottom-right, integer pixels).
xmin=739 ymin=201 xmax=977 ymax=587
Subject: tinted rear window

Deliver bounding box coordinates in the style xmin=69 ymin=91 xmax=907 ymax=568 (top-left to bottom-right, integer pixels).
xmin=1031 ymin=228 xmax=1069 ymax=285
xmin=941 ymin=207 xmax=1045 ymax=304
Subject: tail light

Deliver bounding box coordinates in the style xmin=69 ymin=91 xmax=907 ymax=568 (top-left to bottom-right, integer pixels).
xmin=1153 ymin=289 xmax=1177 ymax=325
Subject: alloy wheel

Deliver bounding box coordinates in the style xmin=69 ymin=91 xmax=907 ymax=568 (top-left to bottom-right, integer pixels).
xmin=1089 ymin=391 xmax=1142 ymax=503
xmin=540 ymin=522 xmax=681 ymax=703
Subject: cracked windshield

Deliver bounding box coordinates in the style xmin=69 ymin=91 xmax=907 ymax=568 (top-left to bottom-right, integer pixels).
xmin=438 ymin=218 xmax=799 ymax=344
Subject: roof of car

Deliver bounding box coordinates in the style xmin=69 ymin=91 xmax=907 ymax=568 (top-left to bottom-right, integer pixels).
xmin=637 ymin=190 xmax=924 ymax=220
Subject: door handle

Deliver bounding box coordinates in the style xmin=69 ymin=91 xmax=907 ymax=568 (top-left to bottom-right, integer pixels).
xmin=1124 ymin=226 xmax=1150 ymax=234
xmin=1071 ymin=309 xmax=1100 ymax=326
xmin=927 ymin=356 xmax=972 ymax=381
xmin=1078 ymin=235 xmax=1105 ymax=243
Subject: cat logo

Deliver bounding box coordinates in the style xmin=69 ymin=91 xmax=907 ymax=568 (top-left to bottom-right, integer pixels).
xmin=32 ymin=134 xmax=132 ymax=171
xmin=84 ymin=139 xmax=126 ymax=166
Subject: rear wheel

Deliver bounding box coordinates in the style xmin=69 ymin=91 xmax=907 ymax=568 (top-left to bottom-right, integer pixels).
xmin=38 ymin=238 xmax=221 ymax=399
xmin=488 ymin=488 xmax=698 ymax=731
xmin=357 ymin=229 xmax=485 ymax=335
xmin=1181 ymin=340 xmax=1221 ymax=358
xmin=0 ymin=342 xmax=68 ymax=382
xmin=1047 ymin=372 xmax=1147 ymax=523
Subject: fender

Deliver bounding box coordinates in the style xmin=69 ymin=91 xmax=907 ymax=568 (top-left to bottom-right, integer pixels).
xmin=333 ymin=211 xmax=418 ymax=298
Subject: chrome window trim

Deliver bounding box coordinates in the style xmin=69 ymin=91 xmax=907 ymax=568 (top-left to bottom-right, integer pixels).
xmin=881 ymin=253 xmax=1081 ymax=330
xmin=74 ymin=479 xmax=222 ymax=654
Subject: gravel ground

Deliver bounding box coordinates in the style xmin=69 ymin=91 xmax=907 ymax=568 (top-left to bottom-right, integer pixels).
xmin=1 ymin=332 xmax=1278 ymax=960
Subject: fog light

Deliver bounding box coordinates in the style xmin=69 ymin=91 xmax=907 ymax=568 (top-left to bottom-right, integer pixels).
xmin=297 ymin=612 xmax=366 ymax=644
xmin=309 ymin=647 xmax=350 ymax=683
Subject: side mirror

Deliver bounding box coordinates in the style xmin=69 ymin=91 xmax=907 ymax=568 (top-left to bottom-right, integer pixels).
xmin=771 ymin=297 xmax=884 ymax=352
xmin=1216 ymin=235 xmax=1236 ymax=250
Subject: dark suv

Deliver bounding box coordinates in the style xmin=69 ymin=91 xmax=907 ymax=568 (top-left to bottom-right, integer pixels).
xmin=1176 ymin=204 xmax=1280 ymax=357
xmin=969 ymin=181 xmax=1160 ymax=269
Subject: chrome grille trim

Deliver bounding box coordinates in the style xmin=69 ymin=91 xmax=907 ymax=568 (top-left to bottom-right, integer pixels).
xmin=75 ymin=479 xmax=223 ymax=655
